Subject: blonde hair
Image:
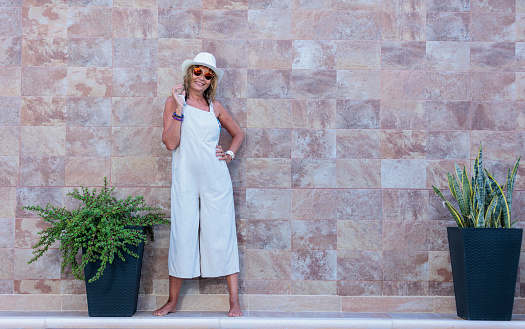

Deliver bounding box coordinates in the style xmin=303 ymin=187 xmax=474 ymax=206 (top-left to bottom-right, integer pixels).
xmin=183 ymin=65 xmax=218 ymax=105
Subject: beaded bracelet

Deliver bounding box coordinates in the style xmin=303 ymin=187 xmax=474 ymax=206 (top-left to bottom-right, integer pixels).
xmin=172 ymin=112 xmax=184 ymax=122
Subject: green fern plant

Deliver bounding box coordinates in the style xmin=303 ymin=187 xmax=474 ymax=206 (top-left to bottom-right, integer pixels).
xmin=433 ymin=144 xmax=520 ymax=228
xmin=24 ymin=177 xmax=169 ymax=282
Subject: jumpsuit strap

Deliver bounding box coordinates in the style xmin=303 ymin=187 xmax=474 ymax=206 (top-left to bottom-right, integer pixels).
xmin=209 ymin=100 xmax=215 ymax=114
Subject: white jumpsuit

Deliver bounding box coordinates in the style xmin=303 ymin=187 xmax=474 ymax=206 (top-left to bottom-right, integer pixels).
xmin=168 ymin=98 xmax=239 ymax=279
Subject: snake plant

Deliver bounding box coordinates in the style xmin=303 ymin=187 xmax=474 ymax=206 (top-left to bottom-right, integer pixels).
xmin=432 ymin=144 xmax=520 ymax=228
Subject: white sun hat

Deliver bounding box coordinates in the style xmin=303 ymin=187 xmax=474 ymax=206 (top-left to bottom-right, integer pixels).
xmin=181 ymin=52 xmax=224 ymax=83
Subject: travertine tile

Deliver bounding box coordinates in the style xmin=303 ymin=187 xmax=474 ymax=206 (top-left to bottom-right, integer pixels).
xmin=21 ymin=67 xmax=66 ymax=96
xmin=381 ymin=41 xmax=425 ymax=70
xmin=0 ymin=218 xmax=14 ymax=248
xmin=67 ymin=8 xmax=112 ymax=38
xmin=14 ymin=248 xmax=61 ymax=280
xmin=427 ymin=220 xmax=455 ymax=251
xmin=471 ymin=42 xmax=515 ymax=71
xmin=0 ymin=157 xmax=18 ymax=186
xmin=0 ymin=8 xmax=21 ymax=37
xmin=111 ymin=127 xmax=165 ymax=157
xmin=292 ymin=189 xmax=339 ymax=220
xmin=0 ymin=188 xmax=16 ymax=218
xmin=337 ymin=70 xmax=380 ymax=100
xmin=291 ymin=159 xmax=336 ymax=188
xmin=248 ymin=10 xmax=292 ymax=39
xmin=203 ymin=39 xmax=247 ymax=69
xmin=336 ymin=100 xmax=379 ymax=129
xmin=380 ymin=100 xmax=426 ymax=130
xmin=247 ymin=69 xmax=291 ymax=98
xmin=292 ymin=250 xmax=337 ymax=280
xmin=24 ymin=0 xmax=67 ymax=5
xmin=337 ymin=281 xmax=382 ymax=296
xmin=428 ymin=251 xmax=452 ymax=282
xmin=14 ymin=279 xmax=60 ymax=294
xmin=21 ymin=126 xmax=65 ymax=156
xmin=112 ymin=67 xmax=157 ymax=97
xmin=15 ymin=187 xmax=62 ymax=218
xmin=382 ymin=189 xmax=429 ymax=221
xmin=246 ymin=158 xmax=291 ymax=188
xmin=19 ymin=156 xmax=65 ymax=186
xmin=292 ymin=10 xmax=338 ymax=40
xmin=337 ymin=220 xmax=382 ymax=251
xmin=247 ymin=40 xmax=292 ymax=69
xmin=338 ymin=11 xmax=380 ymax=40
xmin=0 ymin=127 xmax=19 ymax=156
xmin=337 ymin=250 xmax=382 ymax=280
xmin=292 ymin=40 xmax=335 ymax=70
xmin=66 ymin=97 xmax=111 ymax=127
xmin=426 ymin=41 xmax=470 ymax=71
xmin=292 ymin=280 xmax=336 ymax=295
xmin=427 ymin=131 xmax=470 ymax=159
xmin=246 ymin=188 xmax=291 ymax=219
xmin=426 ymin=159 xmax=470 ymax=191
xmin=247 ymin=99 xmax=291 ymax=129
xmin=518 ymin=14 xmax=525 ymax=41
xmin=248 ymin=0 xmax=291 ymax=9
xmin=338 ymin=190 xmax=383 ymax=220
xmin=471 ymin=101 xmax=517 ymax=130
xmin=158 ymin=9 xmax=202 ymax=38
xmin=471 ymin=72 xmax=515 ymax=101
xmin=382 ymin=221 xmax=428 ymax=251
xmin=111 ymin=157 xmax=166 ymax=187
xmin=22 ymin=7 xmax=66 ymax=37
xmin=216 ymin=68 xmax=247 ymax=98
xmin=473 ymin=0 xmax=516 ymax=13
xmin=425 ymin=101 xmax=470 ymax=130
xmin=112 ymin=97 xmax=159 ymax=127
xmin=336 ymin=41 xmax=380 ymax=70
xmin=0 ymin=280 xmax=14 ymax=294
xmin=68 ymin=0 xmax=112 ymax=6
xmin=22 ymin=37 xmax=66 ymax=67
xmin=292 ymin=129 xmax=336 ymax=159
xmin=21 ymin=96 xmax=66 ymax=126
xmin=381 ymin=130 xmax=427 ymax=159
xmin=291 ymin=219 xmax=337 ymax=250
xmin=141 ymin=248 xmax=169 ymax=280
xmin=383 ymin=251 xmax=428 ymax=281
xmin=65 ymin=157 xmax=110 ymax=187
xmin=113 ymin=38 xmax=157 ymax=67
xmin=67 ymin=38 xmax=112 ymax=67
xmin=245 ymin=128 xmax=291 ymax=158
xmin=0 ymin=67 xmax=21 ymax=96
xmin=336 ymin=129 xmax=381 ymax=159
xmin=471 ymin=13 xmax=515 ymax=41
xmin=204 ymin=0 xmax=248 ymax=9
xmin=426 ymin=12 xmax=470 ymax=41
xmin=245 ymin=249 xmax=291 ymax=279
xmin=336 ymin=159 xmax=381 ymax=188
xmin=382 ymin=281 xmax=429 ymax=296
xmin=426 ymin=0 xmax=470 ymax=11
xmin=113 ymin=0 xmax=156 ymax=6
xmin=248 ymin=295 xmax=340 ymax=312
xmin=246 ymin=219 xmax=290 ymax=249
xmin=113 ymin=9 xmax=157 ymax=38
xmin=66 ymin=127 xmax=110 ymax=157
xmin=381 ymin=12 xmax=425 ymax=41
xmin=292 ymin=70 xmax=337 ymax=99
xmin=429 ymin=281 xmax=454 ymax=296
xmin=67 ymin=67 xmax=112 ymax=97
xmin=381 ymin=159 xmax=426 ymax=189
xmin=158 ymin=39 xmax=201 ymax=68
xmin=0 ymin=97 xmax=20 ymax=126
xmin=156 ymin=67 xmax=181 ymax=98
xmin=0 ymin=295 xmax=61 ymax=311
xmin=0 ymin=249 xmax=13 ymax=279
xmin=338 ymin=0 xmax=381 ymax=10
xmin=426 ymin=71 xmax=470 ymax=100
xmin=203 ymin=10 xmax=247 ymax=39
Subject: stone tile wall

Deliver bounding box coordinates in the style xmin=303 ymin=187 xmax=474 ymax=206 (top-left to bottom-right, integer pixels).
xmin=0 ymin=0 xmax=524 ymax=313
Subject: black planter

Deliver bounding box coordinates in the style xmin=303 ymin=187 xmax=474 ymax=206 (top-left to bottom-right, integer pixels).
xmin=447 ymin=227 xmax=523 ymax=321
xmin=83 ymin=226 xmax=145 ymax=317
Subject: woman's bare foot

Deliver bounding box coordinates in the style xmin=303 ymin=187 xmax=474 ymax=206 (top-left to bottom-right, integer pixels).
xmin=153 ymin=300 xmax=177 ymax=316
xmin=228 ymin=297 xmax=242 ymax=317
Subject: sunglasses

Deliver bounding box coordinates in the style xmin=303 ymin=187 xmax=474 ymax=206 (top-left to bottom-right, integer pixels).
xmin=193 ymin=67 xmax=214 ymax=80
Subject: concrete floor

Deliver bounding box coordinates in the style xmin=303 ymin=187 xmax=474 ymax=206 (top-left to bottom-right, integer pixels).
xmin=1 ymin=311 xmax=525 ymax=329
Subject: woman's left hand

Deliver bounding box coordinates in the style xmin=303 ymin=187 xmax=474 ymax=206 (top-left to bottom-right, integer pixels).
xmin=216 ymin=145 xmax=232 ymax=163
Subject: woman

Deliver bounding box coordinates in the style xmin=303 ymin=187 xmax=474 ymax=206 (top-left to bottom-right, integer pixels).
xmin=154 ymin=52 xmax=244 ymax=317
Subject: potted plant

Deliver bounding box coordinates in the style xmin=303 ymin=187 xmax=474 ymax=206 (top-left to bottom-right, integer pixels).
xmin=432 ymin=144 xmax=522 ymax=321
xmin=24 ymin=178 xmax=169 ymax=317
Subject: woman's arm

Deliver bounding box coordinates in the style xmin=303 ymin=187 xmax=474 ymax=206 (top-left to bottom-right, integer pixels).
xmin=214 ymin=100 xmax=244 ymax=162
xmin=162 ymin=86 xmax=184 ymax=151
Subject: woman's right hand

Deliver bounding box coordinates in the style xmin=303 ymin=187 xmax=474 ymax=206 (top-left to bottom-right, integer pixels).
xmin=172 ymin=84 xmax=185 ymax=112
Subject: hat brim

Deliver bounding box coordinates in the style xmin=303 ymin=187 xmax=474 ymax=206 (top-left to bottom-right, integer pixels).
xmin=181 ymin=60 xmax=224 ymax=83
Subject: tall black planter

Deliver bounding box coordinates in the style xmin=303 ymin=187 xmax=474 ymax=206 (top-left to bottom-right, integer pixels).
xmin=447 ymin=227 xmax=523 ymax=321
xmin=83 ymin=226 xmax=145 ymax=317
